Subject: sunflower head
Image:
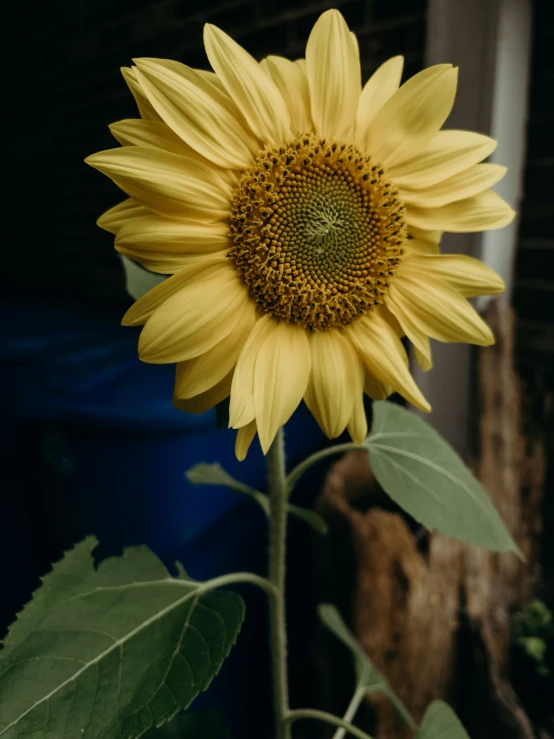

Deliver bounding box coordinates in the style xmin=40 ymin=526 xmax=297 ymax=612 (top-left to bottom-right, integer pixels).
xmin=230 ymin=133 xmax=407 ymax=330
xmin=86 ymin=9 xmax=513 ymax=458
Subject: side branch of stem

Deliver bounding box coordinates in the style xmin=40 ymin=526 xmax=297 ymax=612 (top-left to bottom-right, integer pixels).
xmin=332 ymin=685 xmax=368 ymax=739
xmin=199 ymin=572 xmax=278 ymax=598
xmin=284 ymin=709 xmax=375 ymax=739
xmin=286 ymin=442 xmax=360 ymax=493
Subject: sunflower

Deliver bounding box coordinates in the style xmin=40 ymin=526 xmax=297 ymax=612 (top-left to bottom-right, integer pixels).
xmin=86 ymin=9 xmax=513 ymax=459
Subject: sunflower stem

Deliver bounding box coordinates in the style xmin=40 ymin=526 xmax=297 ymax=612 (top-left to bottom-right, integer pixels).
xmin=331 ymin=685 xmax=367 ymax=739
xmin=267 ymin=427 xmax=291 ymax=739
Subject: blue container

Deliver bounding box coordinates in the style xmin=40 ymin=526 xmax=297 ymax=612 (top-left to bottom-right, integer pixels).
xmin=0 ymin=302 xmax=330 ymax=737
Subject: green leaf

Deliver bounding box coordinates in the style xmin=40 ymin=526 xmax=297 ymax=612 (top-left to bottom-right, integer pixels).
xmin=185 ymin=462 xmax=269 ymax=515
xmin=416 ymin=701 xmax=470 ymax=738
xmin=318 ymin=604 xmax=416 ymax=730
xmin=366 ymin=401 xmax=519 ymax=554
xmin=288 ymin=505 xmax=329 ymax=534
xmin=186 ymin=464 xmax=328 ymax=533
xmin=119 ymin=254 xmax=166 ymax=300
xmin=0 ymin=537 xmax=244 ymax=739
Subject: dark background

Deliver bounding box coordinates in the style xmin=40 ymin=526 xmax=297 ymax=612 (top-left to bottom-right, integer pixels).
xmin=5 ymin=0 xmax=427 ymax=306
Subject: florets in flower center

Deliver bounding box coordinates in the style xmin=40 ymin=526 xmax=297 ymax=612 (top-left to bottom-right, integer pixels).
xmin=229 ymin=134 xmax=407 ymax=330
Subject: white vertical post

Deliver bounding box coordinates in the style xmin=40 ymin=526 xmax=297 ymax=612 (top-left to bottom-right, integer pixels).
xmin=413 ymin=0 xmax=531 ymax=454
xmin=479 ymin=0 xmax=532 ymax=311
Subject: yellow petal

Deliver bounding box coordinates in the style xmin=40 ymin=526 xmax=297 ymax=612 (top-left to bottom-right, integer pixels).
xmin=203 ymin=24 xmax=291 ymax=145
xmin=121 ymin=66 xmax=160 ymax=121
xmin=408 ymin=226 xmax=442 ymax=244
xmin=109 ymin=119 xmax=239 ymax=190
xmin=147 ymin=60 xmax=225 ymax=93
xmin=254 ymin=321 xmax=311 ymax=453
xmin=364 ymin=373 xmax=393 ymax=399
xmin=404 ymin=237 xmax=440 ymax=255
xmin=415 ymin=340 xmax=433 ymax=371
xmin=368 ymin=65 xmax=457 ymax=168
xmin=379 ymin=304 xmax=404 ymax=338
xmin=260 ymin=56 xmax=312 ymax=134
xmin=196 ymin=68 xmax=227 ymax=94
xmin=387 ymin=130 xmax=497 ymax=187
xmin=347 ymin=314 xmax=431 ymax=412
xmin=109 ymin=118 xmax=239 ymax=188
xmin=347 ymin=360 xmax=368 ymax=444
xmin=235 ymin=420 xmax=258 ymax=461
xmin=383 ymin=291 xmax=434 ymax=369
xmin=174 ymin=300 xmax=256 ymax=398
xmin=403 ymin=253 xmax=505 ymax=297
xmin=388 ymin=271 xmax=495 ymax=346
xmin=347 ymin=395 xmax=368 ymax=445
xmin=304 ymin=330 xmax=357 ymax=439
xmin=406 ymin=189 xmax=515 ymax=232
xmin=356 ymin=56 xmax=404 ymax=151
xmin=229 ymin=315 xmax=275 ymax=428
xmin=139 ymin=268 xmax=248 ymax=363
xmin=136 ymin=59 xmax=243 ymax=118
xmin=121 ymin=256 xmax=230 ymax=326
xmin=400 ymin=163 xmax=507 ymax=208
xmin=85 ymin=147 xmax=232 ymax=221
xmin=115 ymin=249 xmax=230 ymax=275
xmin=173 ymin=371 xmax=232 ymax=414
xmin=97 ymin=199 xmax=150 ymax=235
xmin=306 ymin=9 xmax=361 ymax=139
xmin=110 ymin=119 xmax=191 ymax=152
xmin=116 ymin=215 xmax=230 ymax=254
xmin=132 ymin=58 xmax=257 ymax=168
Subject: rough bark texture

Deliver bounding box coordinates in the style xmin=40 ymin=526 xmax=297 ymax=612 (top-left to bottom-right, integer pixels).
xmin=313 ymin=303 xmax=551 ymax=738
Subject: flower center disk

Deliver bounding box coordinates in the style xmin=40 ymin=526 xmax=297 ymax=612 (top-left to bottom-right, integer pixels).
xmin=229 ymin=134 xmax=407 ymax=330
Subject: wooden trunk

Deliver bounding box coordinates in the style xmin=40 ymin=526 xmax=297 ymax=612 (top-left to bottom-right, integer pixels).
xmin=313 ymin=303 xmax=552 ymax=738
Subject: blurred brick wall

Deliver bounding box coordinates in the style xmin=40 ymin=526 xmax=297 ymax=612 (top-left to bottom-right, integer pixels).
xmin=514 ymin=0 xmax=554 ymax=371
xmin=513 ymin=0 xmax=554 ymax=600
xmin=6 ymin=0 xmax=426 ymax=310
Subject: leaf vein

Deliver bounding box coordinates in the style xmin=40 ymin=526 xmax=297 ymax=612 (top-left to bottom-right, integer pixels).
xmin=0 ymin=587 xmax=203 ymax=735
xmin=370 ymin=443 xmax=491 ymax=515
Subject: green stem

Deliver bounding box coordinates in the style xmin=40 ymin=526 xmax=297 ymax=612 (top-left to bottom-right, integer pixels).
xmin=284 ymin=709 xmax=375 ymax=739
xmin=197 ymin=572 xmax=277 ymax=598
xmin=332 ymin=685 xmax=368 ymax=739
xmin=286 ymin=442 xmax=360 ymax=494
xmin=267 ymin=427 xmax=291 ymax=739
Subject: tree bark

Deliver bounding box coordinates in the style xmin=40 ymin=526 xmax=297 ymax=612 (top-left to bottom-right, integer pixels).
xmin=313 ymin=303 xmax=551 ymax=738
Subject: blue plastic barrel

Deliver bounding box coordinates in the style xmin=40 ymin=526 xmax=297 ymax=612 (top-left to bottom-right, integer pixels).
xmin=0 ymin=301 xmax=330 ymax=737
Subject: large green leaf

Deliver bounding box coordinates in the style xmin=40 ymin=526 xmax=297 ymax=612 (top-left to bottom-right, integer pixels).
xmin=415 ymin=701 xmax=470 ymax=738
xmin=318 ymin=604 xmax=416 ymax=730
xmin=0 ymin=538 xmax=244 ymax=738
xmin=366 ymin=401 xmax=519 ymax=554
